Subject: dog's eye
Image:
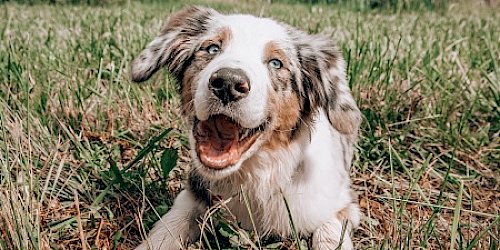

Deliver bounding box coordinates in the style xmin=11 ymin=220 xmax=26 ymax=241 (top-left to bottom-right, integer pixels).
xmin=268 ymin=59 xmax=282 ymax=69
xmin=207 ymin=44 xmax=221 ymax=55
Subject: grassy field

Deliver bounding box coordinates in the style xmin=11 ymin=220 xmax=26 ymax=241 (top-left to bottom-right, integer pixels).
xmin=1 ymin=0 xmax=499 ymax=249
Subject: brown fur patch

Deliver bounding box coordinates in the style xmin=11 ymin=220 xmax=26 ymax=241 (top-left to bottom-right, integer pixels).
xmin=263 ymin=42 xmax=291 ymax=68
xmin=201 ymin=27 xmax=231 ymax=50
xmin=263 ymin=42 xmax=292 ymax=91
xmin=336 ymin=207 xmax=350 ymax=221
xmin=263 ymin=91 xmax=302 ymax=150
xmin=261 ymin=42 xmax=304 ymax=150
xmin=180 ymin=27 xmax=232 ymax=115
xmin=180 ymin=72 xmax=197 ymax=115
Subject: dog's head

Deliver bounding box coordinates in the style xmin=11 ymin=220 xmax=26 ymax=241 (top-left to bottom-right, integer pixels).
xmin=131 ymin=6 xmax=360 ymax=178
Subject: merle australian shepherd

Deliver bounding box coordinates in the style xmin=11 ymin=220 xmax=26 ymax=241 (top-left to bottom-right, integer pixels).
xmin=131 ymin=6 xmax=361 ymax=250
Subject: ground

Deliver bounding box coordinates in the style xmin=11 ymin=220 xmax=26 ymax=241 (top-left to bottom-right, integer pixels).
xmin=0 ymin=0 xmax=499 ymax=249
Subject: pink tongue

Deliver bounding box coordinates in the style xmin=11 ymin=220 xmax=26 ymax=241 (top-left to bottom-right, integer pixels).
xmin=195 ymin=115 xmax=242 ymax=169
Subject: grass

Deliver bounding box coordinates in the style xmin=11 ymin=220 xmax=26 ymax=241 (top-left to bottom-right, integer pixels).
xmin=1 ymin=0 xmax=499 ymax=249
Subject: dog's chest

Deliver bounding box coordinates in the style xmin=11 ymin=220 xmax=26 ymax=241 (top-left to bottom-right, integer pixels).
xmin=209 ymin=154 xmax=342 ymax=237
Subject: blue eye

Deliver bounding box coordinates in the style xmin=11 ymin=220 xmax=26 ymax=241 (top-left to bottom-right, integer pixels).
xmin=207 ymin=44 xmax=220 ymax=55
xmin=268 ymin=59 xmax=282 ymax=69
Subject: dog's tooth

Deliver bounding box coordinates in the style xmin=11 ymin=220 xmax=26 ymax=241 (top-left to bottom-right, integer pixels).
xmin=242 ymin=129 xmax=251 ymax=139
xmin=239 ymin=130 xmax=246 ymax=140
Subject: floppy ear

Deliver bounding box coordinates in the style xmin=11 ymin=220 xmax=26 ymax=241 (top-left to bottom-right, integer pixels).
xmin=130 ymin=6 xmax=218 ymax=82
xmin=293 ymin=32 xmax=361 ymax=140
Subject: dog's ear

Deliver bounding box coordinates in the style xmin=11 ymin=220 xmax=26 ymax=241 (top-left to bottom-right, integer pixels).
xmin=130 ymin=6 xmax=218 ymax=82
xmin=293 ymin=32 xmax=361 ymax=139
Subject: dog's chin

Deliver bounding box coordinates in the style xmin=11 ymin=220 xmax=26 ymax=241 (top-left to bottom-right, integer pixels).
xmin=191 ymin=114 xmax=267 ymax=178
xmin=191 ymin=158 xmax=243 ymax=180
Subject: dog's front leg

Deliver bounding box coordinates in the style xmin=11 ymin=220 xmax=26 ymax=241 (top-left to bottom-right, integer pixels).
xmin=312 ymin=214 xmax=355 ymax=250
xmin=135 ymin=190 xmax=206 ymax=250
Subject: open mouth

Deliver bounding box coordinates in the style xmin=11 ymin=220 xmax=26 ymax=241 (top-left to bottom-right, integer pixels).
xmin=193 ymin=115 xmax=266 ymax=170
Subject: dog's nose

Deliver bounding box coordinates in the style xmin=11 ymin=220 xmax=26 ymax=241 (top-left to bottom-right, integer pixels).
xmin=209 ymin=68 xmax=250 ymax=104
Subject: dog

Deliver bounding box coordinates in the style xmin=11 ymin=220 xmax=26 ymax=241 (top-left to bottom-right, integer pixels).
xmin=131 ymin=6 xmax=361 ymax=250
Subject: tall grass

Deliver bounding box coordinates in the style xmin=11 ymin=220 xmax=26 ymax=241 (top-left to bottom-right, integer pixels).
xmin=0 ymin=0 xmax=498 ymax=249
xmin=277 ymin=0 xmax=451 ymax=12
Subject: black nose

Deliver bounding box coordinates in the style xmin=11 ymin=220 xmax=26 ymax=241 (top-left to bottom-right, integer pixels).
xmin=209 ymin=68 xmax=250 ymax=104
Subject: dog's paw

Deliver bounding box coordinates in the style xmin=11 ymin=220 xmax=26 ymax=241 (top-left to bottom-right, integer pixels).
xmin=312 ymin=216 xmax=354 ymax=250
xmin=312 ymin=236 xmax=353 ymax=250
